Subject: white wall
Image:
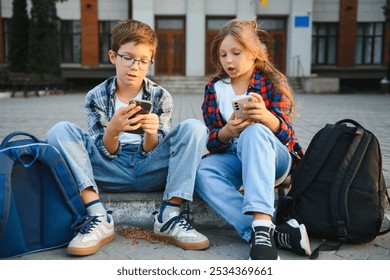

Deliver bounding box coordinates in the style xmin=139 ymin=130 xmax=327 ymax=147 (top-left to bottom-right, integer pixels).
xmin=98 ymin=0 xmax=128 ymax=20
xmin=236 ymin=0 xmax=257 ymax=20
xmin=206 ymin=0 xmax=236 ymax=15
xmin=256 ymin=0 xmax=291 ymax=15
xmin=155 ymin=0 xmax=186 ymax=15
xmin=357 ymin=0 xmax=387 ymax=21
xmin=132 ymin=0 xmax=154 ymax=27
xmin=286 ymin=0 xmax=313 ymax=77
xmin=186 ymin=0 xmax=205 ymax=76
xmin=1 ymin=0 xmax=13 ymax=18
xmin=312 ymin=0 xmax=339 ymax=22
xmin=56 ymin=0 xmax=80 ymax=20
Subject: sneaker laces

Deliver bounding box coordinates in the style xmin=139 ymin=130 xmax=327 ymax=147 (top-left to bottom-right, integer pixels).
xmin=71 ymin=210 xmax=112 ymax=234
xmin=253 ymin=228 xmax=273 ymax=248
xmin=275 ymin=231 xmax=292 ymax=249
xmin=158 ymin=210 xmax=194 ymax=233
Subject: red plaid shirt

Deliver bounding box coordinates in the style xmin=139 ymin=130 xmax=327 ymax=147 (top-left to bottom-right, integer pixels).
xmin=202 ymin=70 xmax=304 ymax=168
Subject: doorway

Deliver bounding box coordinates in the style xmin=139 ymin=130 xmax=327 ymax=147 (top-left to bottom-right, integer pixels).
xmin=155 ymin=17 xmax=186 ymax=75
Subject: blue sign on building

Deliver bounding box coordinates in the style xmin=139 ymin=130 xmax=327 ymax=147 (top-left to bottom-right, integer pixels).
xmin=295 ymin=16 xmax=310 ymax=27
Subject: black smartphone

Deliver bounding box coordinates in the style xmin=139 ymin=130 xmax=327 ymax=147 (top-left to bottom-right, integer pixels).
xmin=125 ymin=99 xmax=152 ymax=134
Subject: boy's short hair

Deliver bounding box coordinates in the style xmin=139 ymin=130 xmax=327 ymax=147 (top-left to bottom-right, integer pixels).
xmin=111 ymin=19 xmax=158 ymax=59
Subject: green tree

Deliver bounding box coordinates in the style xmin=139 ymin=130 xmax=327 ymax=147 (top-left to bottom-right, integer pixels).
xmin=9 ymin=0 xmax=29 ymax=72
xmin=28 ymin=0 xmax=61 ymax=75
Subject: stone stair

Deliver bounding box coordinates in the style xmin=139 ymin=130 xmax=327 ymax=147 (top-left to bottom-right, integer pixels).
xmin=152 ymin=75 xmax=305 ymax=94
xmin=100 ymin=191 xmax=227 ymax=230
xmin=150 ymin=76 xmax=210 ymax=94
xmin=288 ymin=76 xmax=305 ymax=93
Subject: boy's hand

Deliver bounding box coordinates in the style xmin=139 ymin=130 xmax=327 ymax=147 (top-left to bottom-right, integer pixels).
xmin=139 ymin=113 xmax=159 ymax=135
xmin=108 ymin=102 xmax=143 ymax=134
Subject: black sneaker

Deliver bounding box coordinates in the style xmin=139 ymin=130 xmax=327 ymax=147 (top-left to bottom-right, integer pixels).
xmin=250 ymin=224 xmax=280 ymax=260
xmin=274 ymin=219 xmax=311 ymax=255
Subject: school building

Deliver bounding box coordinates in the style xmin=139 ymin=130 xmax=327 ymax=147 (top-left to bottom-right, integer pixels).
xmin=1 ymin=0 xmax=389 ymax=92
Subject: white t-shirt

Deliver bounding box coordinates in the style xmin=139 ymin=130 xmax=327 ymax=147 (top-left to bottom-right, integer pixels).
xmin=115 ymin=91 xmax=143 ymax=144
xmin=214 ymin=78 xmax=247 ymax=121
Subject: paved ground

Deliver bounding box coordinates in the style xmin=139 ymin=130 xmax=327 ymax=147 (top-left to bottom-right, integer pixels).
xmin=0 ymin=90 xmax=390 ymax=266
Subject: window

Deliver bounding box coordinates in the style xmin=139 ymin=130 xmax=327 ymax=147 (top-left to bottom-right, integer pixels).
xmin=311 ymin=23 xmax=338 ymax=65
xmin=99 ymin=21 xmax=117 ymax=64
xmin=2 ymin=18 xmax=11 ymax=63
xmin=355 ymin=23 xmax=384 ymax=65
xmin=257 ymin=18 xmax=286 ymax=30
xmin=60 ymin=20 xmax=81 ymax=63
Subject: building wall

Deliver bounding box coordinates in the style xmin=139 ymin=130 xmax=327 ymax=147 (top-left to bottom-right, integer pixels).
xmin=1 ymin=0 xmax=388 ymax=81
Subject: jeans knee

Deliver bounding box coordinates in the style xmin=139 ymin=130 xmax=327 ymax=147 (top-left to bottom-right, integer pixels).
xmin=180 ymin=118 xmax=208 ymax=139
xmin=240 ymin=123 xmax=274 ymax=142
xmin=46 ymin=121 xmax=79 ymax=143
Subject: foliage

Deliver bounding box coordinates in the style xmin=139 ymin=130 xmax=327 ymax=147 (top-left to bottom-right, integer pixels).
xmin=9 ymin=0 xmax=29 ymax=72
xmin=27 ymin=0 xmax=61 ymax=75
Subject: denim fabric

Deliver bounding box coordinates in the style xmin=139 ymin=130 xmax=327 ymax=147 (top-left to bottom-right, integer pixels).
xmin=46 ymin=119 xmax=207 ymax=202
xmin=195 ymin=124 xmax=292 ymax=242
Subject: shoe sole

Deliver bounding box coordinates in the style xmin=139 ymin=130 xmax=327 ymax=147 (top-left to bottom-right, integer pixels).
xmin=297 ymin=223 xmax=311 ymax=255
xmin=249 ymin=256 xmax=281 ymax=260
xmin=286 ymin=219 xmax=311 ymax=255
xmin=67 ymin=233 xmax=115 ymax=256
xmin=153 ymin=233 xmax=210 ymax=250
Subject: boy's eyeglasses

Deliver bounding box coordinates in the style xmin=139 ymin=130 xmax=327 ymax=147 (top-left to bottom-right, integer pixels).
xmin=113 ymin=51 xmax=153 ymax=70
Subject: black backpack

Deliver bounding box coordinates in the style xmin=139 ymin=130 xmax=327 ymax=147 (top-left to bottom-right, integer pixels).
xmin=283 ymin=119 xmax=389 ymax=247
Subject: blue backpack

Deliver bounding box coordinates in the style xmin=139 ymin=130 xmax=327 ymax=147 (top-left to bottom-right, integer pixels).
xmin=0 ymin=132 xmax=85 ymax=259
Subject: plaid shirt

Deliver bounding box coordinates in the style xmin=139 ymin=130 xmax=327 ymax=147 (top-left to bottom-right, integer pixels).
xmin=202 ymin=70 xmax=304 ymax=166
xmin=85 ymin=76 xmax=173 ymax=159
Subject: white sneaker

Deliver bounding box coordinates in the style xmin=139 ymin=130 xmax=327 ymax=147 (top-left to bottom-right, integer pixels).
xmin=153 ymin=211 xmax=210 ymax=250
xmin=67 ymin=211 xmax=115 ymax=256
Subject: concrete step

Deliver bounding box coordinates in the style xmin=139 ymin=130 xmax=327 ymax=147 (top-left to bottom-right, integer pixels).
xmin=100 ymin=191 xmax=228 ymax=230
xmin=100 ymin=186 xmax=288 ymax=230
xmin=151 ymin=76 xmax=210 ymax=94
xmin=152 ymin=75 xmax=305 ymax=94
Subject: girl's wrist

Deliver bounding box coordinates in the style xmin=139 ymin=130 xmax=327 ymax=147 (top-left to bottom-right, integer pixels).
xmin=217 ymin=129 xmax=231 ymax=144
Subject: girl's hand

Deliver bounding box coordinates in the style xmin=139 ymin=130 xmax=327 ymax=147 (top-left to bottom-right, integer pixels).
xmin=220 ymin=113 xmax=254 ymax=140
xmin=242 ymin=92 xmax=268 ymax=123
xmin=243 ymin=92 xmax=280 ymax=133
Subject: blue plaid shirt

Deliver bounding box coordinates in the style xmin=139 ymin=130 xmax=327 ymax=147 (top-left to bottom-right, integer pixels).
xmin=85 ymin=76 xmax=173 ymax=159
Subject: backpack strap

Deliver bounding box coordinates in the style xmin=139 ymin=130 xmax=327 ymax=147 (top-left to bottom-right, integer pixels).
xmin=329 ymin=124 xmax=366 ymax=241
xmin=289 ymin=123 xmax=345 ymax=199
xmin=51 ymin=158 xmax=85 ymax=219
xmin=0 ymin=131 xmax=41 ymax=147
xmin=40 ymin=146 xmax=85 ymax=219
xmin=0 ymin=155 xmax=14 ymax=240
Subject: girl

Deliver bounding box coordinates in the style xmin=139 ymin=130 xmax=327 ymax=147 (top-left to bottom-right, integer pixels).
xmin=195 ymin=19 xmax=311 ymax=260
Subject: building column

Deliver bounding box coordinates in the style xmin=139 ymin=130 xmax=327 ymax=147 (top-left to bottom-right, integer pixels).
xmin=81 ymin=0 xmax=99 ymax=66
xmin=186 ymin=0 xmax=205 ymax=76
xmin=286 ymin=0 xmax=313 ymax=77
xmin=338 ymin=0 xmax=357 ymax=67
xmin=132 ymin=0 xmax=154 ymax=75
xmin=236 ymin=0 xmax=257 ymax=19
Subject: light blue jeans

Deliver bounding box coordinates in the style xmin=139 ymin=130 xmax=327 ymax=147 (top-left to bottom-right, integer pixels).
xmin=195 ymin=124 xmax=292 ymax=242
xmin=46 ymin=119 xmax=208 ymax=202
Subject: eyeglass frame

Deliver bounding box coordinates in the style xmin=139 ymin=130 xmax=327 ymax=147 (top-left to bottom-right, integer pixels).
xmin=113 ymin=50 xmax=153 ymax=69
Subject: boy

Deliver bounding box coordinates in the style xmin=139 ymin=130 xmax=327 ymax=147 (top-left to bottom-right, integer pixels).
xmin=46 ymin=19 xmax=209 ymax=256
